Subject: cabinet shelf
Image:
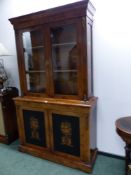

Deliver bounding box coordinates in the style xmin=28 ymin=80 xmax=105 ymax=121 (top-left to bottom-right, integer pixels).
xmin=26 ymin=70 xmax=45 ymax=73
xmin=24 ymin=42 xmax=76 ymax=52
xmin=24 ymin=46 xmax=44 ymax=52
xmin=26 ymin=70 xmax=76 ymax=73
xmin=53 ymin=69 xmax=77 ymax=73
xmin=52 ymin=42 xmax=76 ymax=47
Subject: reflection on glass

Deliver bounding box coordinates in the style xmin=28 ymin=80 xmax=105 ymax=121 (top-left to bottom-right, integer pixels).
xmin=23 ymin=30 xmax=46 ymax=93
xmin=54 ymin=72 xmax=77 ymax=95
xmin=51 ymin=24 xmax=78 ymax=95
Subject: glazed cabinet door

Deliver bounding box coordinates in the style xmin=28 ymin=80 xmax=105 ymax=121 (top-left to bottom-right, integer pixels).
xmin=19 ymin=27 xmax=49 ymax=96
xmin=49 ymin=19 xmax=85 ymax=99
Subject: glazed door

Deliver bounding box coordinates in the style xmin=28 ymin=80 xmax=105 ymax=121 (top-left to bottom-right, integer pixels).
xmin=50 ymin=20 xmax=84 ymax=99
xmin=22 ymin=28 xmax=48 ymax=95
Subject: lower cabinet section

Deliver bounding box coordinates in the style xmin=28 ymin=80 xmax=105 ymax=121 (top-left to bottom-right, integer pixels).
xmin=14 ymin=96 xmax=97 ymax=173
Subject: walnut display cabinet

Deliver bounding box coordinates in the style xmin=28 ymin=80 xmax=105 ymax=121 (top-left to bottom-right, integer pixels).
xmin=9 ymin=0 xmax=97 ymax=173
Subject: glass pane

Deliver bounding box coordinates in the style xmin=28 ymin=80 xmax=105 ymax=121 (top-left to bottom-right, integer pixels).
xmin=23 ymin=30 xmax=46 ymax=93
xmin=51 ymin=24 xmax=78 ymax=95
xmin=26 ymin=72 xmax=46 ymax=93
xmin=87 ymin=24 xmax=93 ymax=95
xmin=54 ymin=72 xmax=77 ymax=95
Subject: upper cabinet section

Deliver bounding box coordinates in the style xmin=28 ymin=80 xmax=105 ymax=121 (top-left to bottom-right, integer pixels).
xmin=9 ymin=0 xmax=95 ymax=100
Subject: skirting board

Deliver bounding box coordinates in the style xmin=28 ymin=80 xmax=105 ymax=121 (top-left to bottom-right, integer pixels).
xmin=98 ymin=151 xmax=125 ymax=160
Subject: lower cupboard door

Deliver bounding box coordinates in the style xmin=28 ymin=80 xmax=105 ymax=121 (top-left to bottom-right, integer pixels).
xmin=23 ymin=109 xmax=47 ymax=147
xmin=52 ymin=113 xmax=80 ymax=157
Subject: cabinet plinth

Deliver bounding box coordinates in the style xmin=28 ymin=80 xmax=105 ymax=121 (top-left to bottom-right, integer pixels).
xmin=9 ymin=0 xmax=97 ymax=173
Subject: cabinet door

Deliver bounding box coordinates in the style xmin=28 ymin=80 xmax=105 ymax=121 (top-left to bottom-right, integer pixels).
xmin=50 ymin=20 xmax=84 ymax=98
xmin=50 ymin=112 xmax=80 ymax=157
xmin=22 ymin=109 xmax=47 ymax=148
xmin=22 ymin=29 xmax=47 ymax=94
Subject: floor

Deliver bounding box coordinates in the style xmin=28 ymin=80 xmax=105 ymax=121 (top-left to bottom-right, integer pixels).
xmin=0 ymin=141 xmax=125 ymax=175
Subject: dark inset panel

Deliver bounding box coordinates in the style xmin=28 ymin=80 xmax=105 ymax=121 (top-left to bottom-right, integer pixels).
xmin=52 ymin=113 xmax=80 ymax=156
xmin=23 ymin=110 xmax=46 ymax=147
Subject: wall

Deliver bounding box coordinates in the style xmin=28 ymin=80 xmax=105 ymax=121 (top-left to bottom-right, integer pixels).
xmin=1 ymin=0 xmax=131 ymax=156
xmin=92 ymin=0 xmax=131 ymax=156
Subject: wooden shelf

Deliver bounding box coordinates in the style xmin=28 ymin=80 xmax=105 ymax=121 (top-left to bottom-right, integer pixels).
xmin=53 ymin=69 xmax=77 ymax=73
xmin=24 ymin=42 xmax=76 ymax=52
xmin=26 ymin=70 xmax=45 ymax=73
xmin=24 ymin=46 xmax=44 ymax=52
xmin=52 ymin=42 xmax=76 ymax=47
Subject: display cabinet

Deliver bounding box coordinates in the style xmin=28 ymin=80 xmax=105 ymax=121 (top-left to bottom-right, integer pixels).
xmin=9 ymin=0 xmax=97 ymax=173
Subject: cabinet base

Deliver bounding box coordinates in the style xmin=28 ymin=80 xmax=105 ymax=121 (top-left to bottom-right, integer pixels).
xmin=19 ymin=145 xmax=97 ymax=173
